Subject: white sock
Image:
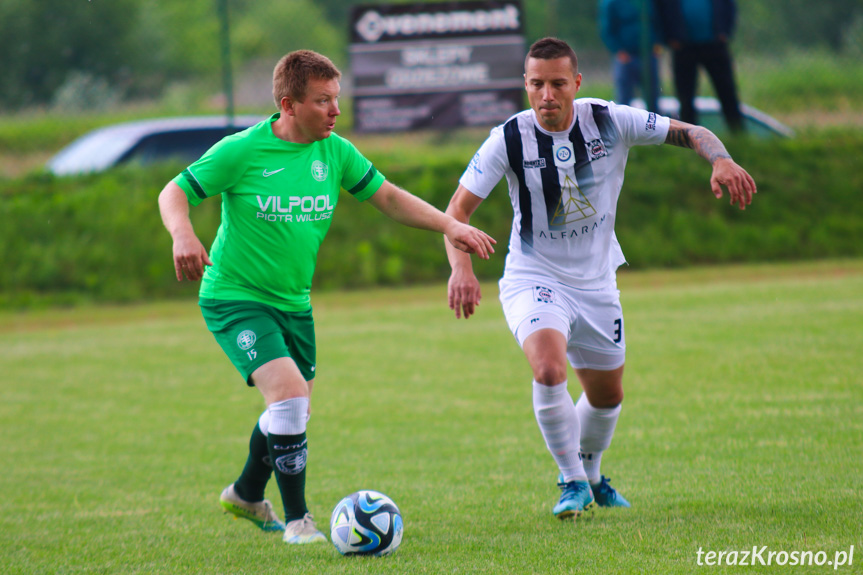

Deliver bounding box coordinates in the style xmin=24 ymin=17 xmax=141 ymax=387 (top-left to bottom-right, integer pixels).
xmin=267 ymin=397 xmax=309 ymax=436
xmin=575 ymin=393 xmax=621 ymax=485
xmin=533 ymin=380 xmax=586 ymax=483
xmin=257 ymin=409 xmax=269 ymax=436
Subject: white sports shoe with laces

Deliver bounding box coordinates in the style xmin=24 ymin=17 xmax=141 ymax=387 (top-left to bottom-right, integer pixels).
xmin=283 ymin=513 xmax=327 ymax=544
xmin=219 ymin=484 xmax=285 ymax=532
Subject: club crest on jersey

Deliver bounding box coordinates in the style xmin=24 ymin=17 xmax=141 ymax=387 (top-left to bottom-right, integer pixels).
xmin=534 ymin=285 xmax=555 ymax=303
xmin=311 ymin=160 xmax=328 ymax=182
xmin=553 ymin=142 xmax=575 ymax=168
xmin=585 ymin=139 xmax=608 ymax=161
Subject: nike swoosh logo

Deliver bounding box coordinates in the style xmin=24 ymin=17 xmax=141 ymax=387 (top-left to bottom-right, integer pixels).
xmin=262 ymin=168 xmax=285 ymax=177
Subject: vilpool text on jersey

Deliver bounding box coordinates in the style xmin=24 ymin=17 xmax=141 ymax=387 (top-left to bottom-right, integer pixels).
xmin=256 ymin=195 xmax=335 ymax=223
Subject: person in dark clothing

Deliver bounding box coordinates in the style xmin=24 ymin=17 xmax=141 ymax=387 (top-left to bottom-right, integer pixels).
xmin=599 ymin=0 xmax=663 ymax=113
xmin=657 ymin=0 xmax=745 ymax=132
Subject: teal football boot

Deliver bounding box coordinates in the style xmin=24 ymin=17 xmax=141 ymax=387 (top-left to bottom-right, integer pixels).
xmin=553 ymin=475 xmax=595 ymax=519
xmin=591 ymin=475 xmax=631 ymax=508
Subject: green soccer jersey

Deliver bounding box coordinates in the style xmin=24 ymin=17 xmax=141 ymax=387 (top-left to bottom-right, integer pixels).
xmin=173 ymin=113 xmax=386 ymax=311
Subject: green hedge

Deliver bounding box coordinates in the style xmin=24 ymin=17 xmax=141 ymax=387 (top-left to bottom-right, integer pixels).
xmin=1 ymin=131 xmax=861 ymax=307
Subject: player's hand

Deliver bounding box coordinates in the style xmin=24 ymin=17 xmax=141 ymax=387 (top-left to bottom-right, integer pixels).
xmin=172 ymin=233 xmax=213 ymax=281
xmin=444 ymin=221 xmax=496 ymax=260
xmin=711 ymin=158 xmax=757 ymax=210
xmin=448 ymin=268 xmax=482 ymax=319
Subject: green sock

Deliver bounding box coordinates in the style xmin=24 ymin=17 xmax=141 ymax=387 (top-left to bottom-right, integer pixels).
xmin=233 ymin=422 xmax=272 ymax=503
xmin=268 ymin=432 xmax=308 ymax=522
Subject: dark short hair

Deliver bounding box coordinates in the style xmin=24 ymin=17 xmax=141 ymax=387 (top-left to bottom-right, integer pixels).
xmin=525 ymin=37 xmax=578 ymax=75
xmin=273 ymin=50 xmax=341 ymax=108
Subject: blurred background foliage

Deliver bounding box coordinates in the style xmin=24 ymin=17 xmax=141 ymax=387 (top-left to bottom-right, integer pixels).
xmin=1 ymin=0 xmax=862 ymax=111
xmin=2 ymin=131 xmax=861 ymax=307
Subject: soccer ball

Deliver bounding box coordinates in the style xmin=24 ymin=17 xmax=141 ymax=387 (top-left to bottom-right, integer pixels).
xmin=330 ymin=490 xmax=403 ymax=556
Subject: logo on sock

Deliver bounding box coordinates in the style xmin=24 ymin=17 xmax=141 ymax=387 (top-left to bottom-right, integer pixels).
xmin=275 ymin=448 xmax=307 ymax=475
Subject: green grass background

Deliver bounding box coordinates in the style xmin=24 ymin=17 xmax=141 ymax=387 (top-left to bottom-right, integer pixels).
xmin=1 ymin=261 xmax=861 ymax=574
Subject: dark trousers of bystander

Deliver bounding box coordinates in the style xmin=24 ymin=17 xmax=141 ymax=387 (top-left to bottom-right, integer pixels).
xmin=671 ymin=41 xmax=744 ymax=132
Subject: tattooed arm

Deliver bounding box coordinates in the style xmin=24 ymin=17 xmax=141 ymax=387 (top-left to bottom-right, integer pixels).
xmin=665 ymin=119 xmax=757 ymax=210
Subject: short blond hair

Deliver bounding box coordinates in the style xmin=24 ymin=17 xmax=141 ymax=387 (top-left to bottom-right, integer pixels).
xmin=272 ymin=50 xmax=341 ymax=108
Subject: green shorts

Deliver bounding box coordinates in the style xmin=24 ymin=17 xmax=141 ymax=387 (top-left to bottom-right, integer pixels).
xmin=199 ymin=298 xmax=316 ymax=385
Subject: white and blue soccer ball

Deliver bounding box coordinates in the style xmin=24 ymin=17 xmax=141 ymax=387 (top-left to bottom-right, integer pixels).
xmin=330 ymin=490 xmax=403 ymax=556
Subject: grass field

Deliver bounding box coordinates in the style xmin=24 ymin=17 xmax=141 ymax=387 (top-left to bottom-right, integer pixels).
xmin=1 ymin=261 xmax=861 ymax=574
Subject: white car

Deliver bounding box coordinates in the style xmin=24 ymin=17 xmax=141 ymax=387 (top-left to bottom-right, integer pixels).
xmin=47 ymin=115 xmax=265 ymax=176
xmin=632 ymin=96 xmax=794 ymax=138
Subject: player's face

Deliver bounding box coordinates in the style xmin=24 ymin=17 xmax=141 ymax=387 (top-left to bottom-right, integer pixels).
xmin=524 ymin=57 xmax=581 ymax=132
xmin=290 ymin=77 xmax=341 ymax=143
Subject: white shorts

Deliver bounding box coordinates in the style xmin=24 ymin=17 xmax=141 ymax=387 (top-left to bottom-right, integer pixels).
xmin=499 ymin=277 xmax=625 ymax=370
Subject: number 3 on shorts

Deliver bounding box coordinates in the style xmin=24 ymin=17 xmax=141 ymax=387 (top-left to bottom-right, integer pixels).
xmin=613 ymin=318 xmax=623 ymax=344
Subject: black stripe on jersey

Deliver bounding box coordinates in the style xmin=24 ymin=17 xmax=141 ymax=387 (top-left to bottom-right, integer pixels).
xmin=348 ymin=165 xmax=378 ymax=196
xmin=182 ymin=169 xmax=207 ymax=200
xmin=504 ymin=117 xmax=533 ymax=248
xmin=568 ymin=117 xmax=590 ymax=173
xmin=591 ymin=103 xmax=615 ymax=142
xmin=569 ymin=103 xmax=616 ymax=181
xmin=534 ymin=128 xmax=562 ymax=225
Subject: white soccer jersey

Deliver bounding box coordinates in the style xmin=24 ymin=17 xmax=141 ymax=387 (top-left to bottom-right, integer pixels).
xmin=460 ymin=98 xmax=670 ymax=289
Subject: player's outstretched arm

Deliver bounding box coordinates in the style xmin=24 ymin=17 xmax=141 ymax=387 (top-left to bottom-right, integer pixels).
xmin=664 ymin=119 xmax=757 ymax=210
xmin=367 ymin=181 xmax=496 ymax=259
xmin=158 ymin=181 xmax=213 ymax=281
xmin=444 ymin=185 xmax=486 ymax=319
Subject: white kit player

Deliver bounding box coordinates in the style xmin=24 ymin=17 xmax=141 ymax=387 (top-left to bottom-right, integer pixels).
xmin=445 ymin=37 xmax=756 ymax=519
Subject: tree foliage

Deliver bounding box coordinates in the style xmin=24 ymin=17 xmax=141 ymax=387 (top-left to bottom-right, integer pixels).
xmin=0 ymin=0 xmax=145 ymax=108
xmin=0 ymin=0 xmax=860 ymax=110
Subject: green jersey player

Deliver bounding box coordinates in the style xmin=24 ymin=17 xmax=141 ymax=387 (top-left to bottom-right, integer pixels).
xmin=159 ymin=50 xmax=495 ymax=545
